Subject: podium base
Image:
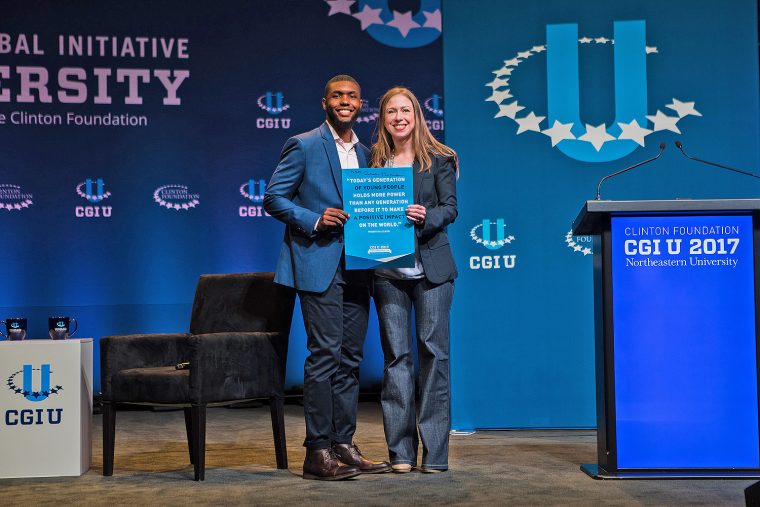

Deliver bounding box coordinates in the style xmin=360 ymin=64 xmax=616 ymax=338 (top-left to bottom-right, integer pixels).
xmin=581 ymin=464 xmax=760 ymax=480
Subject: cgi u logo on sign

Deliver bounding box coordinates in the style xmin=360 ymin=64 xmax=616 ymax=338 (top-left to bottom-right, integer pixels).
xmin=84 ymin=178 xmax=106 ymax=203
xmin=5 ymin=364 xmax=64 ymax=425
xmin=547 ymin=21 xmax=646 ymax=163
xmin=239 ymin=179 xmax=270 ymax=217
xmin=424 ymin=94 xmax=444 ymax=132
xmin=480 ymin=218 xmax=507 ymax=251
xmin=75 ymin=178 xmax=112 ymax=218
xmin=424 ymin=95 xmax=443 ymax=118
xmin=243 ymin=179 xmax=266 ymax=203
xmin=486 ymin=20 xmax=701 ymax=163
xmin=7 ymin=364 xmax=62 ymax=402
xmin=258 ymin=92 xmax=289 ymax=115
xmin=23 ymin=364 xmax=51 ymax=402
xmin=257 ymin=91 xmax=291 ymax=129
xmin=469 ymin=218 xmax=517 ymax=270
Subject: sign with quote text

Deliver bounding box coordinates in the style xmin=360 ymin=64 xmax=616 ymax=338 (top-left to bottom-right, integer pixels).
xmin=342 ymin=167 xmax=414 ymax=270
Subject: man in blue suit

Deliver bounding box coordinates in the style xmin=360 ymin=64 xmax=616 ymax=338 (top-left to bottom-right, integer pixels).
xmin=264 ymin=75 xmax=391 ymax=480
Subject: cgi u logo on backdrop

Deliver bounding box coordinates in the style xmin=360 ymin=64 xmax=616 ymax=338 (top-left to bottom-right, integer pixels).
xmin=469 ymin=218 xmax=517 ymax=270
xmin=5 ymin=364 xmax=64 ymax=426
xmin=485 ymin=20 xmax=702 ymax=163
xmin=239 ymin=178 xmax=271 ymax=218
xmin=75 ymin=178 xmax=112 ymax=218
xmin=256 ymin=91 xmax=291 ymax=129
xmin=323 ymin=0 xmax=441 ymax=48
xmin=424 ymin=94 xmax=444 ymax=132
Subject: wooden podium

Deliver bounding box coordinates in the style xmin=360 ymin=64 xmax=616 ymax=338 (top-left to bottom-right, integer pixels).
xmin=573 ymin=199 xmax=760 ymax=479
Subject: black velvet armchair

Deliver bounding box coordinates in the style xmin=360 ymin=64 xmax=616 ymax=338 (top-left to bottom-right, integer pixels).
xmin=100 ymin=272 xmax=295 ymax=481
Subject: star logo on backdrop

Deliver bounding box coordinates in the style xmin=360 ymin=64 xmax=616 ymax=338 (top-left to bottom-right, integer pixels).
xmin=326 ymin=0 xmax=354 ymax=16
xmin=470 ymin=221 xmax=515 ymax=249
xmin=0 ymin=184 xmax=33 ymax=211
xmin=323 ymin=0 xmax=441 ymax=47
xmin=76 ymin=181 xmax=111 ymax=202
xmin=565 ymin=230 xmax=592 ymax=256
xmin=485 ymin=35 xmax=702 ymax=152
xmin=240 ymin=180 xmax=267 ymax=203
xmin=153 ymin=185 xmax=200 ymax=211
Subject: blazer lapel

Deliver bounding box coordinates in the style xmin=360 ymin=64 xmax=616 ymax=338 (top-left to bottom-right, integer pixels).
xmin=413 ymin=159 xmax=423 ymax=204
xmin=356 ymin=144 xmax=368 ymax=167
xmin=320 ymin=123 xmax=343 ymax=199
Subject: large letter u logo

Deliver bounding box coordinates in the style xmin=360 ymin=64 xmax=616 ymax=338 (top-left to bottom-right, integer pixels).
xmin=23 ymin=364 xmax=51 ymax=402
xmin=547 ymin=21 xmax=647 ymax=163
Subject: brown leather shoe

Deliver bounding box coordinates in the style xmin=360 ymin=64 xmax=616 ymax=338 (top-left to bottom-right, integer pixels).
xmin=303 ymin=448 xmax=361 ymax=481
xmin=332 ymin=443 xmax=392 ymax=474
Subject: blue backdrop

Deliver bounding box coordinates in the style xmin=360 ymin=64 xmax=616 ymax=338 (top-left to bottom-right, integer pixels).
xmin=0 ymin=0 xmax=444 ymax=393
xmin=443 ymin=0 xmax=760 ymax=429
xmin=4 ymin=1 xmax=760 ymax=431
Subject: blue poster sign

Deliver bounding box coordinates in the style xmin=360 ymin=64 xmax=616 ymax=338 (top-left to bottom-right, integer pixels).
xmin=342 ymin=167 xmax=415 ymax=269
xmin=611 ymin=214 xmax=759 ymax=468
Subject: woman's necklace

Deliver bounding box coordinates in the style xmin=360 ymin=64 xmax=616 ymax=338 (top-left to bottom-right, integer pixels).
xmin=390 ymin=152 xmax=413 ymax=167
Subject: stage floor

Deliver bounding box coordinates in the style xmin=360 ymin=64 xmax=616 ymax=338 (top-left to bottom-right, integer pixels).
xmin=0 ymin=402 xmax=751 ymax=506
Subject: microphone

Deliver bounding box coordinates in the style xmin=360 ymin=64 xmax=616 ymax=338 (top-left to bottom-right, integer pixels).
xmin=596 ymin=142 xmax=666 ymax=200
xmin=674 ymin=140 xmax=760 ymax=180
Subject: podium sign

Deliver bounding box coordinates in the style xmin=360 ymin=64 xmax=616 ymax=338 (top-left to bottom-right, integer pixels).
xmin=574 ymin=200 xmax=760 ymax=478
xmin=612 ymin=214 xmax=758 ymax=469
xmin=0 ymin=339 xmax=93 ymax=478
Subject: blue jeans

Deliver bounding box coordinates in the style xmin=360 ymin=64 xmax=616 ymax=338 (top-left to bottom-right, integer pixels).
xmin=374 ymin=275 xmax=453 ymax=470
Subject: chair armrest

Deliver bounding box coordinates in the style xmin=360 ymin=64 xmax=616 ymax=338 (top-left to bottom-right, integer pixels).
xmin=100 ymin=333 xmax=191 ymax=398
xmin=188 ymin=331 xmax=286 ymax=404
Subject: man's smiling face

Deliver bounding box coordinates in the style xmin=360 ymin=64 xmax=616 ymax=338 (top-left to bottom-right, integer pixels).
xmin=323 ymin=80 xmax=361 ymax=130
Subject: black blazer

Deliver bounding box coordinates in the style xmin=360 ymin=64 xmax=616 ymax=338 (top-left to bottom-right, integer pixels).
xmin=413 ymin=153 xmax=458 ymax=284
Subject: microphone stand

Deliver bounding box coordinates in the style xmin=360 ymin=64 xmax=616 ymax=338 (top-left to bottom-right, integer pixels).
xmin=674 ymin=140 xmax=760 ymax=180
xmin=596 ymin=142 xmax=666 ymax=200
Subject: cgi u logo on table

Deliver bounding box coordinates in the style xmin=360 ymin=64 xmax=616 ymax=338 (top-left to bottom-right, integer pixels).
xmin=469 ymin=218 xmax=517 ymax=271
xmin=256 ymin=91 xmax=291 ymax=129
xmin=486 ymin=20 xmax=702 ymax=163
xmin=75 ymin=178 xmax=112 ymax=218
xmin=239 ymin=178 xmax=271 ymax=218
xmin=5 ymin=364 xmax=64 ymax=426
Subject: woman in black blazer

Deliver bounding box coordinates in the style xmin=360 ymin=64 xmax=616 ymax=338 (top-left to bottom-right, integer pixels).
xmin=371 ymin=86 xmax=458 ymax=473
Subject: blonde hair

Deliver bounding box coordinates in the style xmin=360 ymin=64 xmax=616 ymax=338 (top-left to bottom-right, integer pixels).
xmin=371 ymin=87 xmax=458 ymax=172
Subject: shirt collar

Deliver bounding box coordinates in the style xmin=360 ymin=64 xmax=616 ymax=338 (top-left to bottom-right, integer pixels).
xmin=326 ymin=121 xmax=359 ymax=146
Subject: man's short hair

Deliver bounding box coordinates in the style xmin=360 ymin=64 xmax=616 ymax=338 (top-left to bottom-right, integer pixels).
xmin=324 ymin=74 xmax=360 ymax=98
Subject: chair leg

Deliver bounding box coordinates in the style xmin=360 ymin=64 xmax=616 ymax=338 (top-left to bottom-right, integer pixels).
xmin=191 ymin=404 xmax=206 ymax=481
xmin=102 ymin=401 xmax=116 ymax=476
xmin=183 ymin=407 xmax=194 ymax=465
xmin=269 ymin=395 xmax=288 ymax=469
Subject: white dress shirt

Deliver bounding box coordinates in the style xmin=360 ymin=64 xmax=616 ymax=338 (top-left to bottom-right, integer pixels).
xmin=326 ymin=121 xmax=359 ymax=169
xmin=314 ymin=122 xmax=360 ymax=231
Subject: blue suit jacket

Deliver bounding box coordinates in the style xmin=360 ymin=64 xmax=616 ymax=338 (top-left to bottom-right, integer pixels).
xmin=264 ymin=122 xmax=369 ymax=293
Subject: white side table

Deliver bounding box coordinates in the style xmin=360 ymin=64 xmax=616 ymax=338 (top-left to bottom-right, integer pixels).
xmin=0 ymin=338 xmax=93 ymax=478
